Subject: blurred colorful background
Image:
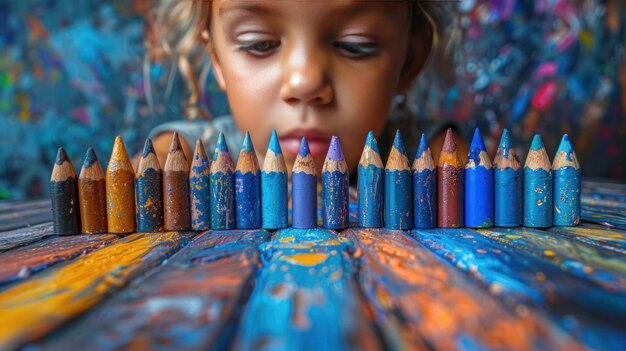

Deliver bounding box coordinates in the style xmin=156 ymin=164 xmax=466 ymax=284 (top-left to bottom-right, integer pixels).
xmin=0 ymin=0 xmax=624 ymax=199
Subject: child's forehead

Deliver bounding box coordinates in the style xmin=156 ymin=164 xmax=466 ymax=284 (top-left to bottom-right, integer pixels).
xmin=215 ymin=0 xmax=407 ymax=16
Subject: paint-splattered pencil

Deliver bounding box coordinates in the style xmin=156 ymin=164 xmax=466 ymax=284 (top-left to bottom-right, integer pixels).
xmin=412 ymin=133 xmax=436 ymax=229
xmin=235 ymin=132 xmax=261 ymax=229
xmin=106 ymin=136 xmax=135 ymax=233
xmin=358 ymin=131 xmax=384 ymax=228
xmin=261 ymin=130 xmax=288 ymax=229
xmin=524 ymin=134 xmax=553 ymax=228
xmin=135 ymin=138 xmax=163 ymax=232
xmin=493 ymin=129 xmax=522 ymax=227
xmin=322 ymin=136 xmax=349 ymax=230
xmin=465 ymin=128 xmax=493 ymax=228
xmin=437 ymin=128 xmax=464 ymax=228
xmin=163 ymin=132 xmax=190 ymax=231
xmin=189 ymin=139 xmax=211 ymax=231
xmin=385 ymin=130 xmax=412 ymax=230
xmin=210 ymin=132 xmax=235 ymax=229
xmin=553 ymin=134 xmax=581 ymax=226
xmin=292 ymin=137 xmax=317 ymax=229
xmin=50 ymin=148 xmax=80 ymax=235
xmin=78 ymin=148 xmax=107 ymax=234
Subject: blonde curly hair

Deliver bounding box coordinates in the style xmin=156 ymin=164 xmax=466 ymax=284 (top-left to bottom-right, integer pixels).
xmin=148 ymin=0 xmax=453 ymax=120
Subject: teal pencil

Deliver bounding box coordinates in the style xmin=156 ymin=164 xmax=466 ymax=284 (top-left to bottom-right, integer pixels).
xmin=189 ymin=139 xmax=211 ymax=231
xmin=358 ymin=131 xmax=384 ymax=228
xmin=523 ymin=134 xmax=553 ymax=228
xmin=493 ymin=129 xmax=522 ymax=227
xmin=210 ymin=132 xmax=235 ymax=229
xmin=384 ymin=130 xmax=412 ymax=230
xmin=552 ymin=134 xmax=581 ymax=226
xmin=261 ymin=130 xmax=288 ymax=229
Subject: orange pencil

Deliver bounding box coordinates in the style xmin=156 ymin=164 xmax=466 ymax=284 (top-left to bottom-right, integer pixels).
xmin=106 ymin=136 xmax=136 ymax=233
xmin=78 ymin=148 xmax=107 ymax=234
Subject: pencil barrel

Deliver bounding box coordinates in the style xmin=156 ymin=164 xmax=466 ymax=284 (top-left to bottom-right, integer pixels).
xmin=413 ymin=169 xmax=436 ymax=229
xmin=189 ymin=172 xmax=210 ymax=231
xmin=438 ymin=165 xmax=463 ymax=228
xmin=51 ymin=178 xmax=81 ymax=235
xmin=106 ymin=169 xmax=135 ymax=233
xmin=78 ymin=178 xmax=107 ymax=234
xmin=553 ymin=167 xmax=581 ymax=226
xmin=261 ymin=171 xmax=288 ymax=229
xmin=210 ymin=170 xmax=235 ymax=229
xmin=464 ymin=166 xmax=493 ymax=228
xmin=135 ymin=169 xmax=163 ymax=232
xmin=292 ymin=172 xmax=317 ymax=229
xmin=322 ymin=170 xmax=349 ymax=229
xmin=236 ymin=170 xmax=261 ymax=229
xmin=494 ymin=168 xmax=523 ymax=227
xmin=384 ymin=170 xmax=412 ymax=230
xmin=523 ymin=168 xmax=553 ymax=228
xmin=358 ymin=164 xmax=383 ymax=228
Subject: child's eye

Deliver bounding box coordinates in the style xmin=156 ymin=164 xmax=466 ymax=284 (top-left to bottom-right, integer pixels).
xmin=333 ymin=41 xmax=378 ymax=58
xmin=236 ymin=41 xmax=280 ymax=57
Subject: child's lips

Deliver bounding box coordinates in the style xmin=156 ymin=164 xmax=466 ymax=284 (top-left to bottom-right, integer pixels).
xmin=280 ymin=129 xmax=332 ymax=159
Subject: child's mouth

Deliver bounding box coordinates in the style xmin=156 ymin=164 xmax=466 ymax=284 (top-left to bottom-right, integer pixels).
xmin=280 ymin=129 xmax=332 ymax=160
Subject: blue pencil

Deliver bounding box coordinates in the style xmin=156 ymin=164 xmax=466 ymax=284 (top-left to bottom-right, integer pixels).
xmin=210 ymin=132 xmax=235 ymax=229
xmin=358 ymin=131 xmax=384 ymax=228
xmin=322 ymin=136 xmax=349 ymax=230
xmin=493 ymin=129 xmax=522 ymax=227
xmin=523 ymin=134 xmax=553 ymax=228
xmin=412 ymin=133 xmax=436 ymax=229
xmin=385 ymin=130 xmax=412 ymax=230
xmin=292 ymin=137 xmax=317 ymax=229
xmin=464 ymin=128 xmax=493 ymax=228
xmin=189 ymin=139 xmax=210 ymax=231
xmin=235 ymin=131 xmax=261 ymax=229
xmin=553 ymin=134 xmax=581 ymax=226
xmin=261 ymin=129 xmax=288 ymax=229
xmin=135 ymin=138 xmax=163 ymax=232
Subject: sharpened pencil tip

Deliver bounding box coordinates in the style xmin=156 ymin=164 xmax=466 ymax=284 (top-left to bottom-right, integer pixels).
xmin=142 ymin=138 xmax=155 ymax=158
xmin=530 ymin=134 xmax=544 ymax=151
xmin=298 ymin=137 xmax=310 ymax=156
xmin=56 ymin=147 xmax=69 ymax=165
xmin=242 ymin=131 xmax=254 ymax=152
xmin=168 ymin=132 xmax=182 ymax=153
xmin=392 ymin=129 xmax=407 ymax=155
xmin=326 ymin=136 xmax=344 ymax=161
xmin=470 ymin=128 xmax=486 ymax=151
xmin=442 ymin=128 xmax=458 ymax=153
xmin=268 ymin=129 xmax=282 ymax=155
xmin=498 ymin=129 xmax=512 ymax=150
xmin=83 ymin=147 xmax=98 ymax=167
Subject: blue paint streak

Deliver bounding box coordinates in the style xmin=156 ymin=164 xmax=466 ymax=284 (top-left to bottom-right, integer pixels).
xmin=413 ymin=169 xmax=436 ymax=229
xmin=236 ymin=228 xmax=371 ymax=350
xmin=554 ymin=167 xmax=581 ymax=226
xmin=322 ymin=170 xmax=349 ymax=229
xmin=384 ymin=169 xmax=412 ymax=230
xmin=358 ymin=164 xmax=383 ymax=228
xmin=210 ymin=169 xmax=235 ymax=230
xmin=136 ymin=168 xmax=163 ymax=232
xmin=292 ymin=172 xmax=317 ymax=228
xmin=261 ymin=171 xmax=288 ymax=229
xmin=235 ymin=170 xmax=261 ymax=229
xmin=523 ymin=168 xmax=553 ymax=228
xmin=494 ymin=167 xmax=522 ymax=227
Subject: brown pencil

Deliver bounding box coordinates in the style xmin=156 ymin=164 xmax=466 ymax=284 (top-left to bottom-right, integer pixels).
xmin=163 ymin=132 xmax=191 ymax=231
xmin=50 ymin=147 xmax=81 ymax=235
xmin=437 ymin=128 xmax=464 ymax=228
xmin=78 ymin=147 xmax=107 ymax=234
xmin=106 ymin=136 xmax=136 ymax=233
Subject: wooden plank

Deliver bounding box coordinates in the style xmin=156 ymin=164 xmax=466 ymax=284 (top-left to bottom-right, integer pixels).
xmin=0 ymin=208 xmax=52 ymax=232
xmin=234 ymin=227 xmax=383 ymax=350
xmin=36 ymin=229 xmax=268 ymax=350
xmin=0 ymin=198 xmax=50 ymax=214
xmin=548 ymin=223 xmax=626 ymax=255
xmin=410 ymin=228 xmax=626 ymax=350
xmin=0 ymin=231 xmax=195 ymax=349
xmin=343 ymin=228 xmax=581 ymax=350
xmin=0 ymin=222 xmax=54 ymax=251
xmin=582 ymin=209 xmax=626 ymax=230
xmin=476 ymin=227 xmax=626 ymax=293
xmin=0 ymin=234 xmax=119 ymax=286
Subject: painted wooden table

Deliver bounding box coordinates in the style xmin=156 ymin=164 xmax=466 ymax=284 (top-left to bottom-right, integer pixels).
xmin=0 ymin=180 xmax=625 ymax=351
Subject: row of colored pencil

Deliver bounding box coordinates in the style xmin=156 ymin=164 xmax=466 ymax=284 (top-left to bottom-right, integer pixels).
xmin=358 ymin=128 xmax=581 ymax=230
xmin=50 ymin=128 xmax=580 ymax=235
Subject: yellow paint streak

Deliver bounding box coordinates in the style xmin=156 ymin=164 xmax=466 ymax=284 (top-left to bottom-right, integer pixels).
xmin=0 ymin=232 xmax=180 ymax=347
xmin=543 ymin=250 xmax=555 ymax=257
xmin=283 ymin=253 xmax=329 ymax=266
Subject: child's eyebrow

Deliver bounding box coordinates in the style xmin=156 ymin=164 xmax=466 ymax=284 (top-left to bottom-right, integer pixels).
xmin=218 ymin=3 xmax=273 ymax=16
xmin=218 ymin=1 xmax=403 ymax=19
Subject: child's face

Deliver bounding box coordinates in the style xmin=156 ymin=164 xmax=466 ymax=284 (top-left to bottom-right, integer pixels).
xmin=209 ymin=0 xmax=415 ymax=175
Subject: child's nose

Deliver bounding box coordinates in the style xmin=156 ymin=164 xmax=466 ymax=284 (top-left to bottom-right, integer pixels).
xmin=279 ymin=47 xmax=334 ymax=106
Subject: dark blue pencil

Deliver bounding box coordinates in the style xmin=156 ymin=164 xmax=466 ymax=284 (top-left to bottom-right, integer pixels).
xmin=412 ymin=133 xmax=436 ymax=229
xmin=523 ymin=134 xmax=553 ymax=228
xmin=384 ymin=130 xmax=412 ymax=230
xmin=210 ymin=132 xmax=235 ymax=229
xmin=261 ymin=129 xmax=288 ymax=229
xmin=135 ymin=138 xmax=163 ymax=232
xmin=358 ymin=131 xmax=384 ymax=228
xmin=292 ymin=137 xmax=317 ymax=229
xmin=235 ymin=131 xmax=261 ymax=229
xmin=322 ymin=136 xmax=349 ymax=230
xmin=553 ymin=134 xmax=581 ymax=226
xmin=464 ymin=128 xmax=493 ymax=228
xmin=493 ymin=129 xmax=522 ymax=227
xmin=189 ymin=139 xmax=210 ymax=231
